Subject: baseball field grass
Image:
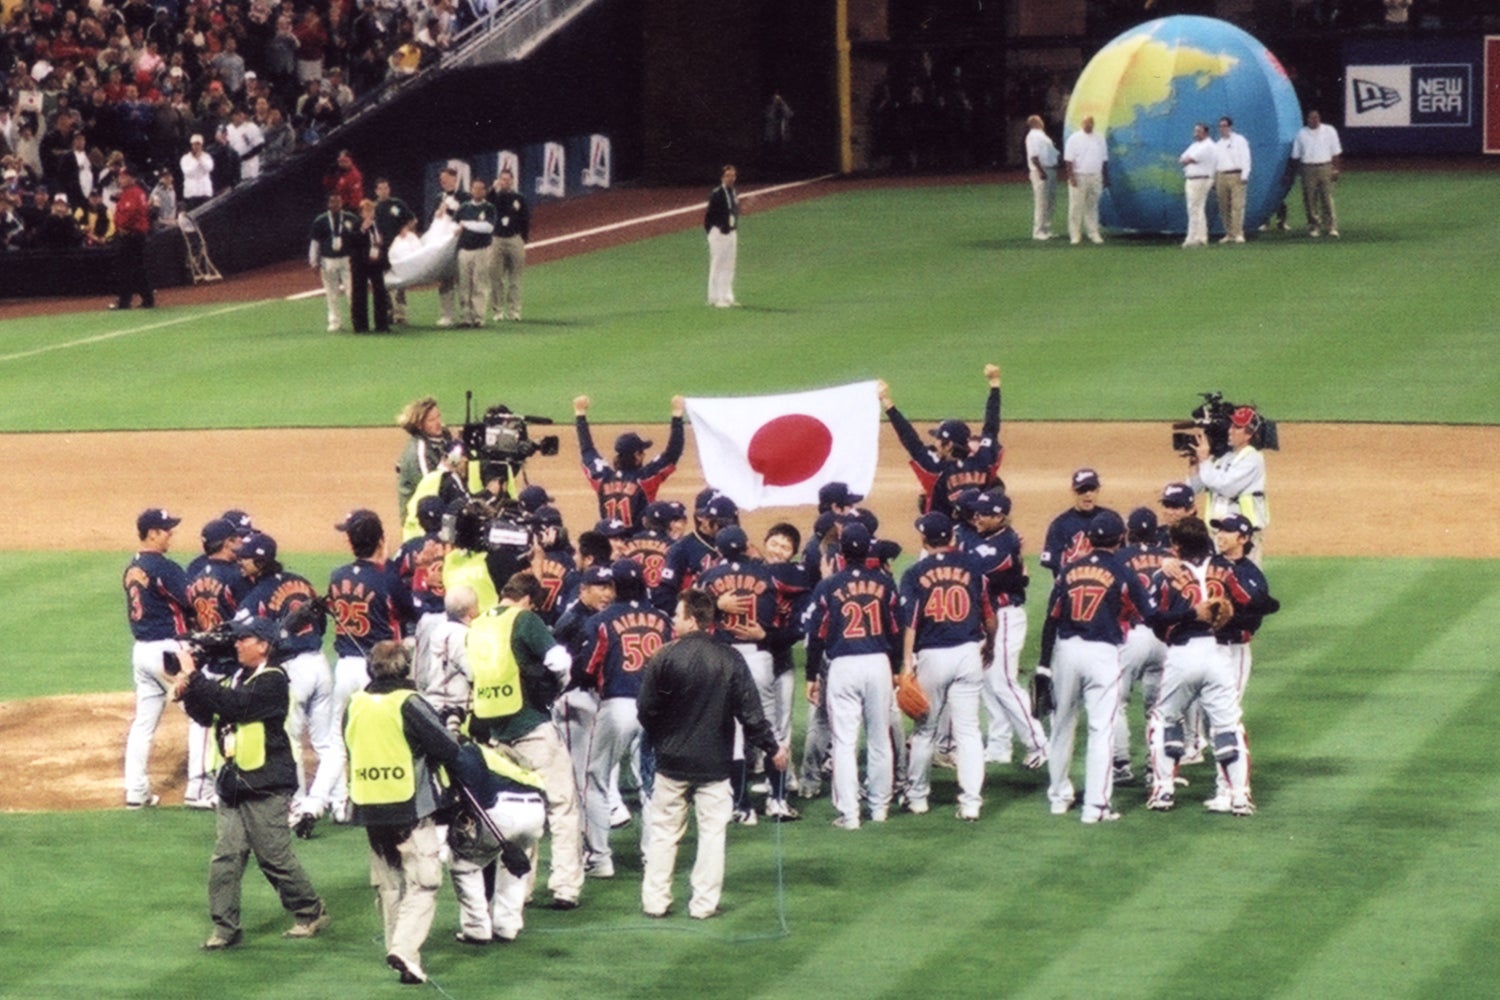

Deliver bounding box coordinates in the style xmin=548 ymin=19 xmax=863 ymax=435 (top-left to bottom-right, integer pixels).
xmin=1 ymin=168 xmax=1496 ymax=998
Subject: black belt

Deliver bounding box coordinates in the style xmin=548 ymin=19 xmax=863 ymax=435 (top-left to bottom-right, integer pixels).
xmin=1218 ymin=169 xmax=1241 ymax=174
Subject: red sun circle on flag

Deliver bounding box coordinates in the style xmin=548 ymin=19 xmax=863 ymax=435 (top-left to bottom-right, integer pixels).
xmin=747 ymin=414 xmax=833 ymax=486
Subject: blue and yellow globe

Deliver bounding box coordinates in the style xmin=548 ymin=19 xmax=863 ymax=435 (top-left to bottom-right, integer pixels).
xmin=1064 ymin=16 xmax=1302 ymax=236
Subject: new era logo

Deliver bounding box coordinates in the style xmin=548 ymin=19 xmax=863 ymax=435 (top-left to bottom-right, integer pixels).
xmin=1352 ymin=78 xmax=1402 ymax=113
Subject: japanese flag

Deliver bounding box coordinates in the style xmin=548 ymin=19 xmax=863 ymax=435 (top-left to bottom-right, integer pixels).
xmin=685 ymin=381 xmax=881 ymax=510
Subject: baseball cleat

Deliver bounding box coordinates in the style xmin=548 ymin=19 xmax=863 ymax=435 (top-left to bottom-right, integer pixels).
xmin=832 ymin=815 xmax=861 ymax=830
xmin=126 ymin=794 xmax=160 ymax=810
xmin=1112 ymin=761 xmax=1136 ymax=784
xmin=1022 ymin=749 xmax=1048 ymax=770
xmin=1230 ymin=797 xmax=1256 ymax=817
xmin=292 ymin=812 xmax=317 ymax=839
xmin=906 ymin=799 xmax=930 ymax=815
xmin=731 ymin=807 xmax=758 ymax=826
xmin=1081 ymin=808 xmax=1121 ymax=824
xmin=1049 ymin=800 xmax=1073 ymax=816
xmin=584 ymin=858 xmax=616 ymax=879
xmin=455 ymin=932 xmax=492 ymax=946
xmin=547 ymin=897 xmax=580 ymax=911
xmin=932 ymin=750 xmax=958 ymax=770
xmin=956 ymin=807 xmax=980 ymax=822
xmin=1202 ymin=794 xmax=1233 ymax=813
xmin=1146 ymin=794 xmax=1175 ymax=812
xmin=183 ymin=796 xmax=217 ymax=811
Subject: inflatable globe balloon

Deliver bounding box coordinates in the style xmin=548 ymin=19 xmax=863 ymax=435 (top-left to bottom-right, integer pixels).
xmin=1064 ymin=16 xmax=1302 ymax=236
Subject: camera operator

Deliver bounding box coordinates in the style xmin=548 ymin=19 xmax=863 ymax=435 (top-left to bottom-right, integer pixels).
xmin=175 ymin=617 xmax=330 ymax=950
xmin=1187 ymin=406 xmax=1268 ymax=563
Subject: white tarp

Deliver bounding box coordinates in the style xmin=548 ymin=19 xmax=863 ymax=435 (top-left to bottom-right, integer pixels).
xmin=385 ymin=215 xmax=459 ymax=289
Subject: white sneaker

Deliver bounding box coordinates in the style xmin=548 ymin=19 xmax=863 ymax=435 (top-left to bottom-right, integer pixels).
xmin=832 ymin=815 xmax=860 ymax=830
xmin=956 ymin=806 xmax=980 ymax=822
xmin=1218 ymin=235 xmax=1233 ymax=244
xmin=183 ymin=795 xmax=217 ymax=811
xmin=1089 ymin=234 xmax=1104 ymax=245
xmin=1234 ymin=235 xmax=1246 ymax=243
xmin=327 ymin=322 xmax=341 ymax=333
xmin=584 ymin=858 xmax=615 ymax=879
xmin=869 ymin=808 xmax=889 ymax=823
xmin=1309 ymin=228 xmax=1321 ymax=238
xmin=1081 ymin=808 xmax=1121 ymax=824
xmin=906 ymin=799 xmax=929 ymax=815
xmin=436 ymin=317 xmax=455 ymax=328
xmin=1327 ymin=229 xmax=1339 ymax=238
xmin=126 ymin=793 xmax=160 ymax=810
xmin=1203 ymin=794 xmax=1233 ymax=813
xmin=1049 ymin=799 xmax=1072 ymax=816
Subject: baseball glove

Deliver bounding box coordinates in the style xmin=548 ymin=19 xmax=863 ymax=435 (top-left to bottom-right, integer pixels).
xmin=1205 ymin=596 xmax=1235 ymax=631
xmin=1030 ymin=667 xmax=1055 ymax=717
xmin=895 ymin=672 xmax=930 ymax=720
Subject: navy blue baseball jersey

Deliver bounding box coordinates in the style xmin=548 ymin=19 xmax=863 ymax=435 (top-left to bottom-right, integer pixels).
xmin=656 ymin=531 xmax=718 ymax=611
xmin=185 ymin=559 xmax=246 ymax=630
xmin=1039 ymin=550 xmax=1174 ymax=666
xmin=803 ymin=566 xmax=901 ymax=680
xmin=242 ymin=571 xmax=326 ymax=656
xmin=1115 ymin=542 xmax=1171 ymax=626
xmin=1150 ymin=556 xmax=1252 ymax=646
xmin=696 ymin=557 xmax=788 ymax=649
xmin=899 ymin=548 xmax=991 ymax=650
xmin=532 ymin=546 xmax=576 ymax=628
xmin=326 ymin=559 xmax=403 ymax=659
xmin=620 ymin=529 xmax=672 ymax=592
xmin=577 ymin=416 xmax=684 ymax=527
xmin=580 ymin=600 xmax=674 ymax=700
xmin=1219 ymin=555 xmax=1279 ymax=644
xmin=1038 ymin=505 xmax=1123 ymax=577
xmin=886 ymin=386 xmax=1003 ymax=516
xmin=959 ymin=526 xmax=1029 ymax=609
xmin=393 ymin=532 xmax=446 ymax=632
xmin=123 ymin=550 xmax=190 ymax=641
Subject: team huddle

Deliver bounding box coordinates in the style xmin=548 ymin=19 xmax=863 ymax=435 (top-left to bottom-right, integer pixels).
xmin=121 ymin=363 xmax=1279 ymax=983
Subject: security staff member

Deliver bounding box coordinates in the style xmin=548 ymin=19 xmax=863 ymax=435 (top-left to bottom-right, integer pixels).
xmin=486 ymin=168 xmax=529 ymax=322
xmin=309 ymin=192 xmax=357 ymax=332
xmin=345 ymin=639 xmax=463 ymax=986
xmin=177 ymin=617 xmax=329 ymax=951
xmin=465 ymin=571 xmax=581 ymax=908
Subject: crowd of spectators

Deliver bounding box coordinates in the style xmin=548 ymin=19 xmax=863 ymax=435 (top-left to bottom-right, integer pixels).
xmin=1 ymin=0 xmax=495 ymax=255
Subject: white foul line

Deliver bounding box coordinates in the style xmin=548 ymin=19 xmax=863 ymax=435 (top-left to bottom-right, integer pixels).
xmin=0 ymin=301 xmax=264 ymax=363
xmin=288 ymin=173 xmax=838 ymax=296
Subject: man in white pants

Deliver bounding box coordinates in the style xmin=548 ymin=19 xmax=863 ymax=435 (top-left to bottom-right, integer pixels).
xmin=703 ymin=164 xmax=738 ymax=307
xmin=802 ymin=524 xmax=901 ymax=829
xmin=1179 ymin=122 xmax=1216 ymax=248
xmin=449 ymin=742 xmax=547 ymax=943
xmin=1110 ymin=508 xmax=1171 ymax=786
xmin=638 ymin=590 xmax=785 ymax=919
xmin=900 ymin=513 xmax=991 ymax=820
xmin=1064 ymin=116 xmax=1109 ymax=245
xmin=1024 ymin=115 xmax=1059 ymax=240
xmin=1145 ymin=517 xmax=1255 ymax=815
xmin=1035 ymin=511 xmax=1201 ymax=823
xmin=308 ymin=192 xmax=356 ymax=331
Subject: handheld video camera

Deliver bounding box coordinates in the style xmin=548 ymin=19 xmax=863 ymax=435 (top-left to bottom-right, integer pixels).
xmin=1171 ymin=391 xmax=1278 ymax=459
xmin=162 ymin=622 xmax=239 ymax=676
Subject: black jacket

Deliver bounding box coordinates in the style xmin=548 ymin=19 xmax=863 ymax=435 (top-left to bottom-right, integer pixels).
xmin=182 ymin=662 xmax=298 ymax=805
xmin=637 ymin=631 xmax=777 ymax=784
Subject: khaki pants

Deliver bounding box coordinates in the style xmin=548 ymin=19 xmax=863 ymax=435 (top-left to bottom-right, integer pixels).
xmin=209 ymin=790 xmax=322 ymax=938
xmin=1301 ymin=163 xmax=1337 ymax=232
xmin=456 ymin=247 xmax=490 ymax=326
xmin=368 ymin=817 xmax=443 ymax=970
xmin=489 ymin=235 xmax=525 ymax=319
xmin=1215 ymin=172 xmax=1247 ymax=240
xmin=506 ymin=722 xmax=585 ymax=904
xmin=641 ymin=775 xmax=733 ymax=918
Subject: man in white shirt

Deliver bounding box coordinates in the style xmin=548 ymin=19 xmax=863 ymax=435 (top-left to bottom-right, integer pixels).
xmin=226 ymin=107 xmax=265 ymax=181
xmin=1187 ymin=406 xmax=1269 ymax=563
xmin=1179 ymin=123 xmax=1216 ymax=248
xmin=179 ymin=134 xmax=215 ymax=211
xmin=1289 ymin=109 xmax=1342 ymax=238
xmin=1024 ymin=115 xmax=1059 ymax=240
xmin=1213 ymin=116 xmax=1251 ymax=243
xmin=1063 ymin=116 xmax=1108 ymax=245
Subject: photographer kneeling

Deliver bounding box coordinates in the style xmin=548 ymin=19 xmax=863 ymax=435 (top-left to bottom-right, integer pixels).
xmin=175 ymin=617 xmax=330 ymax=951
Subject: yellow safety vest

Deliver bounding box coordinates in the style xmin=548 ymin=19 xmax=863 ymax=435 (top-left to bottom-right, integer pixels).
xmin=467 ymin=606 xmax=524 ymax=720
xmin=477 ymin=744 xmax=545 ymax=792
xmin=444 ymin=548 xmax=499 ymax=612
xmin=211 ymin=665 xmax=281 ymax=772
xmin=345 ymin=689 xmax=418 ymax=806
xmin=403 ymin=469 xmax=447 ymax=542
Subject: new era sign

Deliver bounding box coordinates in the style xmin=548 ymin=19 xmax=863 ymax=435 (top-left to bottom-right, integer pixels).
xmin=1346 ymin=64 xmax=1473 ymax=127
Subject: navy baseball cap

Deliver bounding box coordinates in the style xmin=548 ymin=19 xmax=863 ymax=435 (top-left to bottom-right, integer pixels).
xmin=1087 ymin=510 xmax=1126 ymax=545
xmin=703 ymin=495 xmax=739 ymax=522
xmin=335 ymin=508 xmax=383 ymax=534
xmin=532 ymin=505 xmax=563 ymax=527
xmin=614 ymin=431 xmax=652 ymax=455
xmin=416 ymin=495 xmax=447 ymax=533
xmin=953 ymin=488 xmax=983 ymax=512
xmin=240 ymin=532 xmax=277 ymax=561
xmin=915 ymin=511 xmax=953 ymax=542
xmin=1127 ymin=507 xmax=1158 ymax=537
xmin=818 ymin=481 xmax=863 ymax=509
xmin=1072 ymin=468 xmax=1101 ymax=493
xmin=1211 ymin=514 xmax=1254 ymax=535
xmin=201 ymin=518 xmax=239 ymax=547
xmin=517 ymin=484 xmax=554 ymax=511
xmin=871 ymin=538 xmax=903 ymax=564
xmin=137 ymin=507 xmax=181 ymax=534
xmin=232 ymin=616 xmax=280 ymax=644
xmin=715 ymin=525 xmax=749 ymax=556
xmin=841 ymin=507 xmax=879 ymax=534
xmin=659 ymin=499 xmax=688 ymax=522
xmin=640 ymin=501 xmax=680 ymax=527
xmin=608 ymin=558 xmax=643 ymax=585
xmin=967 ymin=490 xmax=1012 ymax=517
xmin=929 ymin=419 xmax=971 ymax=445
xmin=220 ymin=509 xmax=255 ymax=533
xmin=1160 ymin=482 xmax=1195 ymax=509
xmin=813 ymin=511 xmax=839 ymax=538
xmin=581 ymin=565 xmax=616 ymax=586
xmin=694 ymin=487 xmax=721 ymax=512
xmin=594 ymin=518 xmax=631 ymax=539
xmin=839 ymin=523 xmax=872 ymax=558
